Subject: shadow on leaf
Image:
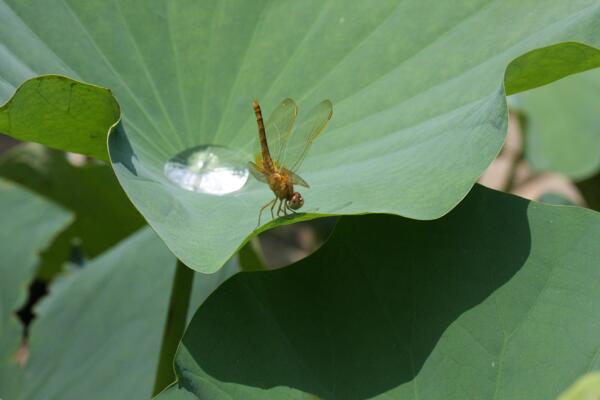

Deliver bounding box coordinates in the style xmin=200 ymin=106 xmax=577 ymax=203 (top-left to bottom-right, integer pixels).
xmin=178 ymin=186 xmax=531 ymax=399
xmin=109 ymin=121 xmax=137 ymax=176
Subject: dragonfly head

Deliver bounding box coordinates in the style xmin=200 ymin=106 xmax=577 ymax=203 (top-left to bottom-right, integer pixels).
xmin=289 ymin=192 xmax=304 ymax=210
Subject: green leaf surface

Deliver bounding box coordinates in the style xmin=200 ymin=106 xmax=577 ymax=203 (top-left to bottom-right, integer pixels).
xmin=0 ymin=75 xmax=118 ymax=161
xmin=238 ymin=240 xmax=268 ymax=272
xmin=0 ymin=178 xmax=72 ymax=400
xmin=187 ymin=258 xmax=240 ymax=324
xmin=160 ymin=185 xmax=600 ymax=400
xmin=514 ymin=68 xmax=600 ymax=180
xmin=0 ymin=173 xmax=234 ymax=399
xmin=2 ymin=2 xmax=600 ymax=271
xmin=538 ymin=192 xmax=576 ymax=206
xmin=0 ymin=193 xmax=237 ymax=400
xmin=0 ymin=226 xmax=178 ymax=400
xmin=0 ymin=143 xmax=145 ymax=279
xmin=17 ymin=229 xmax=238 ymax=400
xmin=15 ymin=227 xmax=176 ymax=400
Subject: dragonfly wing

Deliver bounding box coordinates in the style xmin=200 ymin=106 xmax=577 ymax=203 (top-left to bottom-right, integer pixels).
xmin=248 ymin=161 xmax=269 ymax=184
xmin=283 ymin=168 xmax=310 ymax=188
xmin=254 ymin=98 xmax=298 ymax=166
xmin=282 ymin=100 xmax=333 ymax=172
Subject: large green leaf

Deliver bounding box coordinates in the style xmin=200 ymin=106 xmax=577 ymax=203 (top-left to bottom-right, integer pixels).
xmin=514 ymin=68 xmax=600 ymax=180
xmin=2 ymin=225 xmax=235 ymax=400
xmin=0 ymin=143 xmax=145 ymax=279
xmin=0 ymin=187 xmax=238 ymax=399
xmin=159 ymin=185 xmax=600 ymax=400
xmin=0 ymin=178 xmax=72 ymax=399
xmin=1 ymin=226 xmax=240 ymax=400
xmin=13 ymin=227 xmax=176 ymax=400
xmin=2 ymin=2 xmax=600 ymax=271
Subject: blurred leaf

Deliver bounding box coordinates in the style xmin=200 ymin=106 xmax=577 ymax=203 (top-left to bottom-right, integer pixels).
xmin=4 ymin=227 xmax=190 ymax=400
xmin=0 ymin=75 xmax=118 ymax=160
xmin=15 ymin=227 xmax=175 ymax=400
xmin=14 ymin=228 xmax=239 ymax=400
xmin=537 ymin=192 xmax=576 ymax=206
xmin=1 ymin=3 xmax=600 ymax=272
xmin=515 ymin=68 xmax=600 ymax=179
xmin=558 ymin=372 xmax=600 ymax=400
xmin=0 ymin=143 xmax=145 ymax=279
xmin=160 ymin=185 xmax=600 ymax=400
xmin=0 ymin=178 xmax=72 ymax=399
xmin=0 ymin=194 xmax=233 ymax=398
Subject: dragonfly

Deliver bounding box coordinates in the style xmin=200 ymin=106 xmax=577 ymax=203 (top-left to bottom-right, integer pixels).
xmin=249 ymin=98 xmax=333 ymax=226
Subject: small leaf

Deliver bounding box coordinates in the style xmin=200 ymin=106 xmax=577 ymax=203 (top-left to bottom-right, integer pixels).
xmin=0 ymin=75 xmax=119 ymax=161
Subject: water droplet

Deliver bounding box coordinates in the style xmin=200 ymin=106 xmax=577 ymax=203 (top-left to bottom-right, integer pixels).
xmin=164 ymin=145 xmax=249 ymax=195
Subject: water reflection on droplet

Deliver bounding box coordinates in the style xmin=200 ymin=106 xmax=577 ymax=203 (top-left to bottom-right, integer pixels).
xmin=164 ymin=145 xmax=249 ymax=195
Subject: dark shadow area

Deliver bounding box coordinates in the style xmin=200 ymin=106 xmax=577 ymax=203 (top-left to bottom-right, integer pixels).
xmin=0 ymin=133 xmax=19 ymax=153
xmin=108 ymin=121 xmax=137 ymax=175
xmin=182 ymin=185 xmax=532 ymax=399
xmin=576 ymin=171 xmax=600 ymax=212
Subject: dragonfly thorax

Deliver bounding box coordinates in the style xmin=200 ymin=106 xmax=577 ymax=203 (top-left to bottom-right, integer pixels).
xmin=267 ymin=173 xmax=303 ymax=210
xmin=268 ymin=172 xmax=293 ymax=199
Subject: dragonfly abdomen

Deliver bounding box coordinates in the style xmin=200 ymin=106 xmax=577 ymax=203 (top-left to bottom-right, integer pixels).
xmin=252 ymin=100 xmax=275 ymax=172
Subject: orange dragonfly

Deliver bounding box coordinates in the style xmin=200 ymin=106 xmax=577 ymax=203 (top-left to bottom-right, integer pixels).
xmin=249 ymin=98 xmax=333 ymax=226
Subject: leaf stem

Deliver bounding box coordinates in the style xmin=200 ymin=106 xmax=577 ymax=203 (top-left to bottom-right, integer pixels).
xmin=152 ymin=259 xmax=194 ymax=396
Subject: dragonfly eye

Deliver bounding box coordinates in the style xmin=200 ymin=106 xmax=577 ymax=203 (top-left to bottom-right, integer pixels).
xmin=289 ymin=192 xmax=304 ymax=210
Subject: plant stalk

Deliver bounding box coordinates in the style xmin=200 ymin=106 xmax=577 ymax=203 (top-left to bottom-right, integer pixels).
xmin=152 ymin=259 xmax=194 ymax=396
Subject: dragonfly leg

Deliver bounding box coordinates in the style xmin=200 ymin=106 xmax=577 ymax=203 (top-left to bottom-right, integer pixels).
xmin=282 ymin=200 xmax=290 ymax=216
xmin=287 ymin=203 xmax=298 ymax=215
xmin=277 ymin=198 xmax=284 ymax=217
xmin=258 ymin=198 xmax=276 ymax=227
xmin=270 ymin=198 xmax=278 ymax=220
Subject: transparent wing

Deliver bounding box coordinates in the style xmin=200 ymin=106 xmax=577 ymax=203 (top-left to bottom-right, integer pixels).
xmin=282 ymin=167 xmax=310 ymax=188
xmin=254 ymin=98 xmax=298 ymax=166
xmin=282 ymin=100 xmax=333 ymax=172
xmin=248 ymin=161 xmax=269 ymax=184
